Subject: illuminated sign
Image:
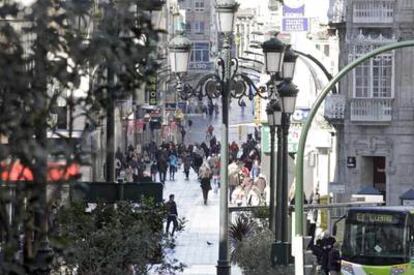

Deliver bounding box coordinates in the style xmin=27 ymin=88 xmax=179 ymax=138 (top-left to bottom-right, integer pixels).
xmin=146 ymin=75 xmax=157 ymax=106
xmin=355 ymin=213 xmax=396 ymax=224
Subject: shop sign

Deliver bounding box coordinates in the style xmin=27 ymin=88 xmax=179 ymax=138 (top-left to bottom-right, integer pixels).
xmin=146 ymin=75 xmax=158 ymax=105
xmin=347 ymin=157 xmax=356 ymax=168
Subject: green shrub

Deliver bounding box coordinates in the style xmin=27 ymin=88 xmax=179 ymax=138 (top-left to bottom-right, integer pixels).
xmin=50 ymin=201 xmax=185 ymax=275
xmin=234 ymin=228 xmax=294 ymax=275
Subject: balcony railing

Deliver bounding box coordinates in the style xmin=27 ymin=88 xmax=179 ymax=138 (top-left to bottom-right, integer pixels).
xmin=328 ymin=0 xmax=346 ymax=24
xmin=353 ymin=0 xmax=394 ymax=24
xmin=324 ymin=94 xmax=345 ymax=121
xmin=350 ymin=98 xmax=393 ymax=122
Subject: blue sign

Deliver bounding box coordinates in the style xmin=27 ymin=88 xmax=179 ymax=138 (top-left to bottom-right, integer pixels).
xmin=283 ymin=5 xmax=305 ymax=16
xmin=282 ymin=18 xmax=308 ymax=32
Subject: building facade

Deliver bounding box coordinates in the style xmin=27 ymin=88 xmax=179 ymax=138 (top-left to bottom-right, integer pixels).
xmin=326 ymin=0 xmax=414 ymax=205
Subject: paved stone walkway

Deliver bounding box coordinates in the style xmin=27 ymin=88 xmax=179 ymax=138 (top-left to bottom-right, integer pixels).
xmin=161 ymin=168 xmax=242 ymax=275
xmin=154 ymin=98 xmax=252 ymax=274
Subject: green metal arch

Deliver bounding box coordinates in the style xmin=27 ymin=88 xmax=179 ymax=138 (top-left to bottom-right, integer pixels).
xmin=295 ymin=40 xmax=414 ymax=236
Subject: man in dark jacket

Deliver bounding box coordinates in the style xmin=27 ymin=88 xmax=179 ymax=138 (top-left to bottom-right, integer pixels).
xmin=165 ymin=194 xmax=178 ymax=236
xmin=328 ymin=242 xmax=341 ymax=274
xmin=320 ymin=232 xmax=336 ymax=275
xmin=157 ymin=152 xmax=168 ymax=184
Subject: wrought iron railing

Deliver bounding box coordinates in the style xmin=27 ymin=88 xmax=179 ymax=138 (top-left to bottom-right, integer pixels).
xmin=350 ymin=98 xmax=393 ymax=122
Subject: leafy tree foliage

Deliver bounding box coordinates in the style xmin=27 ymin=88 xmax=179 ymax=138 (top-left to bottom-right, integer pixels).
xmin=0 ymin=0 xmax=163 ymax=273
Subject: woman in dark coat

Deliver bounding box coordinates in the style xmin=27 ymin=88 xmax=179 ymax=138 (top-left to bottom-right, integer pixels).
xmin=182 ymin=151 xmax=192 ymax=180
xmin=198 ymin=162 xmax=212 ymax=205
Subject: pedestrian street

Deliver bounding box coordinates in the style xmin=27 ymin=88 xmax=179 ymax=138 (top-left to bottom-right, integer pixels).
xmin=161 ymin=165 xmax=242 ymax=275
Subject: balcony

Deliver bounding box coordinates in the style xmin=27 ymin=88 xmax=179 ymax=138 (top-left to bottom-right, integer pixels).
xmin=324 ymin=94 xmax=345 ymax=122
xmin=353 ymin=0 xmax=394 ymax=24
xmin=350 ymin=98 xmax=393 ymax=122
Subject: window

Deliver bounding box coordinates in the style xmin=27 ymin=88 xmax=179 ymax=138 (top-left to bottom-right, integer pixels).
xmin=194 ymin=0 xmax=204 ymax=12
xmin=194 ymin=21 xmax=205 ymax=34
xmin=324 ymin=45 xmax=330 ymax=57
xmin=190 ymin=43 xmax=209 ymax=62
xmin=342 ymin=213 xmax=408 ymax=266
xmin=352 ymin=44 xmax=393 ymax=98
xmin=353 ymin=0 xmax=394 ymax=24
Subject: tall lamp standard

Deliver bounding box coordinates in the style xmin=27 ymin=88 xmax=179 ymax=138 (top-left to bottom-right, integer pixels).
xmin=266 ymin=99 xmax=282 ymax=233
xmin=169 ymin=3 xmax=287 ymax=273
xmin=272 ymin=46 xmax=299 ymax=266
xmin=262 ymin=36 xmax=285 ymax=234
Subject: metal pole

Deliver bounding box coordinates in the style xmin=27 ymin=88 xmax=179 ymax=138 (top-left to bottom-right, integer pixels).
xmin=269 ymin=126 xmax=276 ymax=231
xmin=105 ymin=66 xmax=116 ymax=183
xmin=281 ymin=113 xmax=290 ymax=263
xmin=217 ymin=34 xmax=231 ymax=275
xmin=294 ymin=40 xmax=414 ymax=274
xmin=272 ymin=115 xmax=288 ymax=266
xmin=275 ymin=126 xmax=283 ymax=240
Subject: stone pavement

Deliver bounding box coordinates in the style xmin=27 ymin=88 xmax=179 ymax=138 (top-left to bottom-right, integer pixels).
xmin=161 ymin=167 xmax=242 ymax=275
xmin=155 ymin=98 xmax=254 ymax=274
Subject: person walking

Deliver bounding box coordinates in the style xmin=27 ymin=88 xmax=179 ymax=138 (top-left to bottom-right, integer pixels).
xmin=150 ymin=161 xmax=158 ymax=182
xmin=228 ymin=160 xmax=241 ymax=200
xmin=158 ymin=156 xmax=168 ymax=184
xmin=168 ymin=153 xmax=178 ymax=181
xmin=180 ymin=125 xmax=186 ymax=143
xmin=182 ymin=151 xmax=192 ymax=180
xmin=165 ymin=194 xmax=178 ymax=237
xmin=209 ymin=154 xmax=220 ymax=193
xmin=240 ymin=99 xmax=246 ymax=116
xmin=188 ymin=119 xmax=193 ymax=132
xmin=198 ymin=162 xmax=212 ymax=205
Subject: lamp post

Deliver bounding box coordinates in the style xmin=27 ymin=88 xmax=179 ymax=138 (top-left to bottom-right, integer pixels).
xmin=169 ymin=3 xmax=288 ymax=272
xmin=266 ymin=99 xmax=282 ymax=233
xmin=271 ymin=46 xmax=299 ymax=266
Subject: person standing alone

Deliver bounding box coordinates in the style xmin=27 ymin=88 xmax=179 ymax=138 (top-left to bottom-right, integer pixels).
xmin=165 ymin=194 xmax=178 ymax=237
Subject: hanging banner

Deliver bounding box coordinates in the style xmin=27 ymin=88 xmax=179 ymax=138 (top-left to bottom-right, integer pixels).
xmin=261 ymin=126 xmax=271 ymax=154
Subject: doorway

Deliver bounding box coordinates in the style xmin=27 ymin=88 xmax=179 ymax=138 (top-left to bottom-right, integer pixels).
xmin=373 ymin=157 xmax=386 ymax=197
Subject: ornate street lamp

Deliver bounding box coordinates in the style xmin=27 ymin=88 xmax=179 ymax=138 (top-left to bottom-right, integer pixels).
xmin=215 ymin=0 xmax=239 ymax=34
xmin=279 ymin=81 xmax=299 ymax=114
xmin=266 ymin=99 xmax=282 ymax=127
xmin=281 ymin=45 xmax=298 ymax=81
xmin=266 ymin=99 xmax=281 ymax=234
xmin=169 ymin=11 xmax=299 ymax=274
xmin=273 ymin=80 xmax=299 ymax=266
xmin=169 ymin=32 xmax=192 ymax=74
xmin=262 ymin=35 xmax=286 ymax=76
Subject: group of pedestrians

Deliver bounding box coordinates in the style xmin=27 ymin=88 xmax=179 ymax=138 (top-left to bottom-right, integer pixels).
xmin=115 ymin=145 xmax=148 ymax=182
